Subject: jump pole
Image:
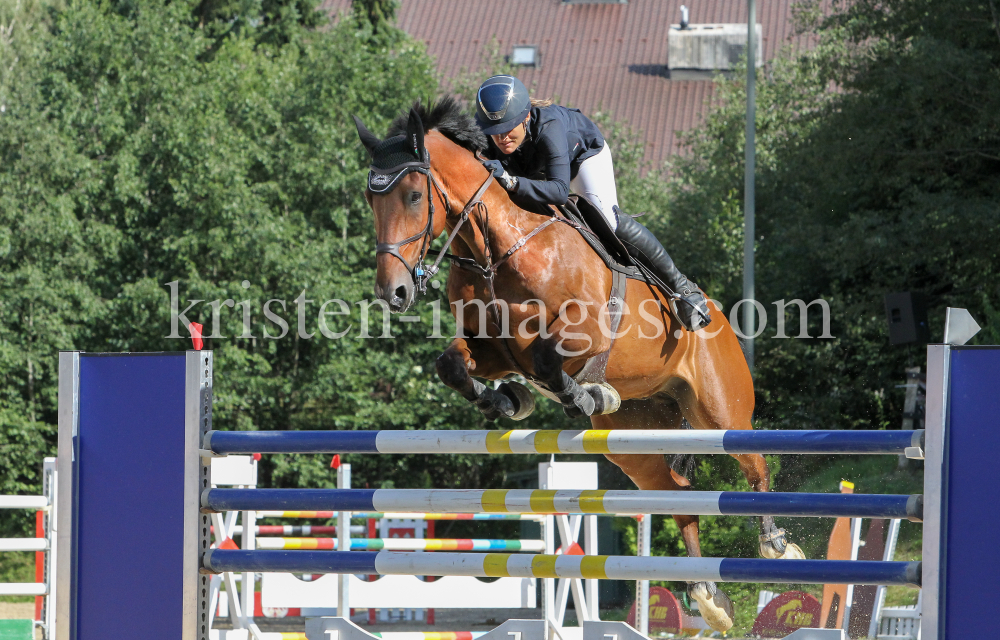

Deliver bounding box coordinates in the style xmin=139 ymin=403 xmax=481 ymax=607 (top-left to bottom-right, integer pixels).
xmin=206 ymin=428 xmax=924 ymax=456
xmin=202 ymin=488 xmax=923 ymax=520
xmin=202 ymin=550 xmax=920 ymax=587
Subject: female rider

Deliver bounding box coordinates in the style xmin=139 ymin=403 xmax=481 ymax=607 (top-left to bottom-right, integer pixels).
xmin=475 ymin=75 xmax=711 ymax=332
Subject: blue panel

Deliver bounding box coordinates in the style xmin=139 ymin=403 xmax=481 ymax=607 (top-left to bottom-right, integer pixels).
xmin=719 ymin=559 xmax=921 ymax=587
xmin=718 ymin=492 xmax=914 ymax=519
xmin=75 ymin=353 xmax=187 ymax=640
xmin=943 ymin=347 xmax=1000 ymax=637
xmin=206 ymin=550 xmax=379 ymax=574
xmin=205 ymin=488 xmax=377 ymax=512
xmin=209 ymin=430 xmax=379 ymax=454
xmin=722 ymin=430 xmax=915 ymax=454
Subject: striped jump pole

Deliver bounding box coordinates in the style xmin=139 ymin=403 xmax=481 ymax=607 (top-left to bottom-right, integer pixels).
xmin=202 ymin=550 xmax=922 ymax=588
xmin=202 ymin=488 xmax=924 ymax=521
xmin=256 ymin=511 xmax=545 ymax=522
xmin=212 ymin=525 xmax=365 ymax=535
xmin=255 ymin=537 xmax=546 ymax=551
xmin=205 ymin=428 xmax=924 ymax=456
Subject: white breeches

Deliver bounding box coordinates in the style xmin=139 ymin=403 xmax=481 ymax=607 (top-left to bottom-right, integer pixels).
xmin=570 ymin=143 xmax=620 ymax=230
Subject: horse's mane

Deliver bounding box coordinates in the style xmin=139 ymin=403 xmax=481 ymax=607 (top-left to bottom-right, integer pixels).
xmin=387 ymin=97 xmax=487 ymax=154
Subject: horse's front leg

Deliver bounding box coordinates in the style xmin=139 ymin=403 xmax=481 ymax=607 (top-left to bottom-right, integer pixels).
xmin=532 ymin=336 xmax=597 ymax=418
xmin=436 ymin=338 xmax=534 ymax=422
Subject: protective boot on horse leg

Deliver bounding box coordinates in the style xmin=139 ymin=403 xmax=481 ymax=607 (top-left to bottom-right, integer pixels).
xmin=532 ymin=338 xmax=598 ymax=418
xmin=435 ymin=340 xmax=535 ymax=422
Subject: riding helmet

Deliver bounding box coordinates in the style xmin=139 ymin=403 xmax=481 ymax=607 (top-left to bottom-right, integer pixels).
xmin=475 ymin=75 xmax=531 ymax=136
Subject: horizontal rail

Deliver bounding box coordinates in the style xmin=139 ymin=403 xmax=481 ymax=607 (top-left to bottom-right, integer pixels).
xmin=206 ymin=429 xmax=924 ymax=456
xmin=0 ymin=538 xmax=47 ymax=552
xmin=0 ymin=582 xmax=47 ymax=596
xmin=255 ymin=537 xmax=546 ymax=552
xmin=0 ymin=495 xmax=48 ymax=510
xmin=202 ymin=550 xmax=922 ymax=588
xmin=204 ymin=489 xmax=923 ymax=521
xmin=257 ymin=511 xmax=546 ymax=522
xmin=212 ymin=525 xmax=365 ymax=536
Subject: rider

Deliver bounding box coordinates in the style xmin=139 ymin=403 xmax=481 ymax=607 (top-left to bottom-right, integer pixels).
xmin=474 ymin=75 xmax=711 ymax=331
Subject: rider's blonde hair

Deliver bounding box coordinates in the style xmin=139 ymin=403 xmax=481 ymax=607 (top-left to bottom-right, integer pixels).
xmin=530 ymin=98 xmax=553 ymax=108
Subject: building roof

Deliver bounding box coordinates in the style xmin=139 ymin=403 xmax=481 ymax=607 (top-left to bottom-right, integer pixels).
xmin=324 ymin=0 xmax=808 ymax=168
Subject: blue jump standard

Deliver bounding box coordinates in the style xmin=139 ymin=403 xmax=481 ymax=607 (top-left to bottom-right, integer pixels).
xmin=205 ymin=428 xmax=923 ymax=455
xmin=201 ymin=488 xmax=923 ymax=521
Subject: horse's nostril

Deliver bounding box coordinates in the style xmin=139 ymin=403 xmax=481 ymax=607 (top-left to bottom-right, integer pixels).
xmin=394 ymin=285 xmax=408 ymax=303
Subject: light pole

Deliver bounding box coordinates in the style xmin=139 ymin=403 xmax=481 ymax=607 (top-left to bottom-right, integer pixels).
xmin=743 ymin=0 xmax=757 ymax=372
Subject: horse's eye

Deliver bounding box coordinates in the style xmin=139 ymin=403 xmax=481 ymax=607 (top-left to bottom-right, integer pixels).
xmin=410 ymin=192 xmax=422 ymax=205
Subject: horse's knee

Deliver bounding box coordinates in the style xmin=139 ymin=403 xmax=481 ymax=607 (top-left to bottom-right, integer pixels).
xmin=436 ymin=350 xmax=469 ymax=389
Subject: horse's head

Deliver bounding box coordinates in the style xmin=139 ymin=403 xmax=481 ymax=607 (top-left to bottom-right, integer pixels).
xmin=353 ymin=108 xmax=445 ymax=313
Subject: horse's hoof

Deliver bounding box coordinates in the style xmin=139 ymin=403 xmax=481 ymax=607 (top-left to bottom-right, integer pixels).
xmin=498 ymin=381 xmax=535 ymax=421
xmin=759 ymin=527 xmax=806 ymax=559
xmin=687 ymin=581 xmax=734 ymax=633
xmin=582 ymin=383 xmax=621 ymax=415
xmin=475 ymin=388 xmax=515 ymax=422
xmin=778 ymin=542 xmax=806 ymax=560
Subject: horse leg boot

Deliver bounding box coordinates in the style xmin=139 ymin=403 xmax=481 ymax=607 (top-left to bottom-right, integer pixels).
xmin=613 ymin=207 xmax=711 ymax=331
xmin=731 ymin=453 xmax=806 ymax=559
xmin=532 ymin=339 xmax=595 ymax=418
xmin=436 ymin=342 xmax=534 ymax=422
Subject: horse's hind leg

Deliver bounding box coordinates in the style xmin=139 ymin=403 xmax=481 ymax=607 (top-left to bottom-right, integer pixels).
xmin=436 ymin=338 xmax=534 ymax=421
xmin=594 ymin=399 xmax=735 ymax=634
xmin=678 ymin=383 xmax=806 ymax=560
xmin=731 ymin=453 xmax=805 ymax=559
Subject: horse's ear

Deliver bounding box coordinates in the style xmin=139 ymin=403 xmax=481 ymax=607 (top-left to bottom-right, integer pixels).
xmin=406 ymin=107 xmax=426 ymax=160
xmin=352 ymin=115 xmax=381 ymax=157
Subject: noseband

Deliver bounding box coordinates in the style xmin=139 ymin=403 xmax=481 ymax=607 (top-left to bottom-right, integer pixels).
xmin=371 ymin=152 xmax=493 ymax=295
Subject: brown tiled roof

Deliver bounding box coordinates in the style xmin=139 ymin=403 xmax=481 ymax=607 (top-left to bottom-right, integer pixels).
xmin=323 ymin=0 xmax=808 ymax=168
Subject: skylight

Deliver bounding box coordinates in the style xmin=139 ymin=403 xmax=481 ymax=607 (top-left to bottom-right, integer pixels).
xmin=511 ymin=46 xmax=539 ymax=67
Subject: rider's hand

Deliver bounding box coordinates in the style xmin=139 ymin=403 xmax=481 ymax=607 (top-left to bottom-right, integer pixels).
xmin=483 ymin=159 xmax=518 ymax=191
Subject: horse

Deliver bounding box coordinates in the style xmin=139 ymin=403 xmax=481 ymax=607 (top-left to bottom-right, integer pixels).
xmin=352 ymin=99 xmax=804 ymax=633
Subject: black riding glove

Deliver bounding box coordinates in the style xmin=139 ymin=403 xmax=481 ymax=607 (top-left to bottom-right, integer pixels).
xmin=483 ymin=159 xmax=518 ymax=191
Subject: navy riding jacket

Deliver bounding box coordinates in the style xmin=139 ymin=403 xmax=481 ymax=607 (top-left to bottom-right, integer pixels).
xmin=485 ymin=104 xmax=605 ymax=210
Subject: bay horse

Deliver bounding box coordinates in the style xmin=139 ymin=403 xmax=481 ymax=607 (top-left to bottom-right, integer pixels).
xmin=353 ymin=99 xmax=803 ymax=633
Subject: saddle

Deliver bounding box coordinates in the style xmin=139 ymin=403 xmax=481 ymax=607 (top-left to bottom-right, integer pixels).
xmin=554 ymin=195 xmax=643 ymax=281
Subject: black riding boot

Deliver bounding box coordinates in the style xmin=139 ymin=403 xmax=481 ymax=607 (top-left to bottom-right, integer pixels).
xmin=613 ymin=208 xmax=711 ymax=331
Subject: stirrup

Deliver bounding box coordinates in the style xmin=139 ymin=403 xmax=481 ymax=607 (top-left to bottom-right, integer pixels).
xmin=668 ymin=288 xmax=711 ymax=331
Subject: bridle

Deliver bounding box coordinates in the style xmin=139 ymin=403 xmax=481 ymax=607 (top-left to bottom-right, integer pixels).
xmin=372 ymin=152 xmax=510 ymax=296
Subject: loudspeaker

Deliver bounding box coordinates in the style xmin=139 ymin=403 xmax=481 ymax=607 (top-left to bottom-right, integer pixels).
xmin=884 ymin=292 xmax=930 ymax=345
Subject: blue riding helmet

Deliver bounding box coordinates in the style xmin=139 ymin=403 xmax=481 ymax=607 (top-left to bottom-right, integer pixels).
xmin=475 ymin=75 xmax=531 ymax=136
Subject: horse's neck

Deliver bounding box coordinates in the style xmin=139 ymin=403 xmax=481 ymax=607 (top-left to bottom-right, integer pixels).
xmin=437 ymin=151 xmax=536 ymax=265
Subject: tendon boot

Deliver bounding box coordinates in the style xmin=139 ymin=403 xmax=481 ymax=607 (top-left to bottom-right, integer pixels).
xmin=613 ymin=207 xmax=711 ymax=331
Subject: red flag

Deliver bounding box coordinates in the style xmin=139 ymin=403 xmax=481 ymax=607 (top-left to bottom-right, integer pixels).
xmin=188 ymin=322 xmax=204 ymax=351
